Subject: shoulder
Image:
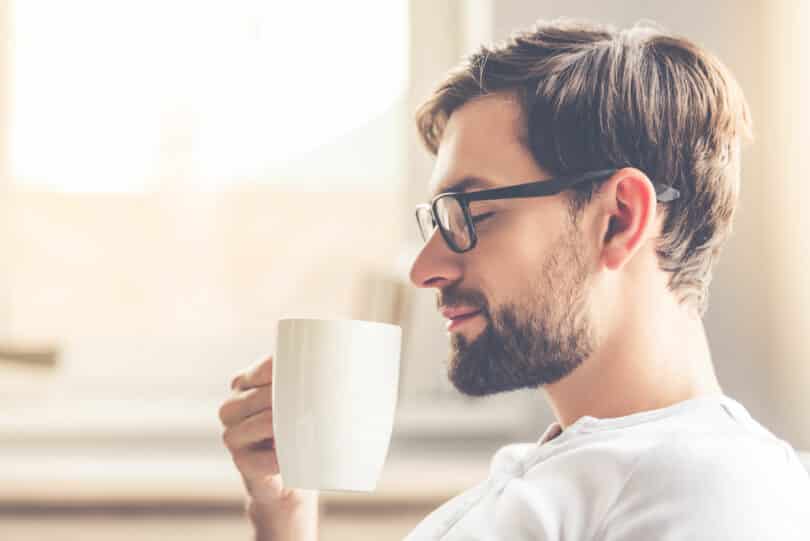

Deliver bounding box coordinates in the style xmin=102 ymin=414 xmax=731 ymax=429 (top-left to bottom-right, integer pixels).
xmin=595 ymin=431 xmax=810 ymax=540
xmin=490 ymin=442 xmax=537 ymax=475
xmin=624 ymin=426 xmax=808 ymax=490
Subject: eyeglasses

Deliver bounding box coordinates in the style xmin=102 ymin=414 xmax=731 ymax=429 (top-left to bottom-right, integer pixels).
xmin=415 ymin=168 xmax=680 ymax=254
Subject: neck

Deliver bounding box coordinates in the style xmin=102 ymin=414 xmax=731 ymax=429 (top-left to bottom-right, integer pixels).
xmin=542 ymin=295 xmax=723 ymax=430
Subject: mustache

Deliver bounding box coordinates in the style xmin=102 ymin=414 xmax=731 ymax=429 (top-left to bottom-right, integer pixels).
xmin=436 ymin=287 xmax=488 ymax=313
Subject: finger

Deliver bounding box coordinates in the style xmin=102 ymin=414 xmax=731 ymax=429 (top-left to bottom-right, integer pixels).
xmin=231 ymin=355 xmax=273 ymax=391
xmin=222 ymin=409 xmax=274 ymax=451
xmin=219 ymin=385 xmax=272 ymax=427
xmin=232 ymin=446 xmax=280 ymax=482
xmin=251 ymin=439 xmax=275 ymax=451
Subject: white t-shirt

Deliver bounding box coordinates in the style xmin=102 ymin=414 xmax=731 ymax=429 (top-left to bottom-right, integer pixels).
xmin=403 ymin=393 xmax=810 ymax=540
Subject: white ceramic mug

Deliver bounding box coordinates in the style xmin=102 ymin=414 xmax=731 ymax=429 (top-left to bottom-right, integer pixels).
xmin=273 ymin=318 xmax=402 ymax=492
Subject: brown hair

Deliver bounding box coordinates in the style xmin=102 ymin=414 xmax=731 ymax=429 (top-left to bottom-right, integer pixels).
xmin=415 ymin=19 xmax=752 ymax=317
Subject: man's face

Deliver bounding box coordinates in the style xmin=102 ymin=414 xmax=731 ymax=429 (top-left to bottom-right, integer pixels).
xmin=409 ymin=93 xmax=598 ymax=397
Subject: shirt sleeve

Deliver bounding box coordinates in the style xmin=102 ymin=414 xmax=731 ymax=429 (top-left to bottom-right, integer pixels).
xmin=594 ymin=438 xmax=810 ymax=541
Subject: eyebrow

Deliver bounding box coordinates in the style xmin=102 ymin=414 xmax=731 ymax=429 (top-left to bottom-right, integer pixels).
xmin=429 ymin=176 xmax=495 ymax=199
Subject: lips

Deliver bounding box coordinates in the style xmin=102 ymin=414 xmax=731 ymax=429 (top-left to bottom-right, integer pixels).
xmin=440 ymin=307 xmax=481 ymax=320
xmin=445 ymin=310 xmax=482 ymax=331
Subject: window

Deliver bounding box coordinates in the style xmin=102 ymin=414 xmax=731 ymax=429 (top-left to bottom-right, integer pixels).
xmin=0 ymin=2 xmax=410 ymax=438
xmin=10 ymin=0 xmax=409 ymax=192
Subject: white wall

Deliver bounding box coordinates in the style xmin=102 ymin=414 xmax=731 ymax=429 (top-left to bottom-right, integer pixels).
xmin=761 ymin=0 xmax=810 ymax=449
xmin=0 ymin=0 xmax=10 ymax=341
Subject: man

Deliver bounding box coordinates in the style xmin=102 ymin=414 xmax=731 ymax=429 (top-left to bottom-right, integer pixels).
xmin=219 ymin=18 xmax=810 ymax=540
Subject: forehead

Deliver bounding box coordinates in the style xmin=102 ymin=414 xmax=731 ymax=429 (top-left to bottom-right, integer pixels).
xmin=428 ymin=93 xmax=535 ymax=197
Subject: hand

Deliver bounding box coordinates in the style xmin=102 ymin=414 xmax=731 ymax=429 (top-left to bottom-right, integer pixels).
xmin=219 ymin=355 xmax=319 ymax=539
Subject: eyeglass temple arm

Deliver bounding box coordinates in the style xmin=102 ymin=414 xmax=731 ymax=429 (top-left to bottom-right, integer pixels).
xmin=655 ymin=184 xmax=680 ymax=202
xmin=466 ymin=169 xmax=680 ymax=202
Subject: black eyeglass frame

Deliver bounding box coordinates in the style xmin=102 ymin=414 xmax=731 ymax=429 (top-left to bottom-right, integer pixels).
xmin=415 ymin=168 xmax=680 ymax=254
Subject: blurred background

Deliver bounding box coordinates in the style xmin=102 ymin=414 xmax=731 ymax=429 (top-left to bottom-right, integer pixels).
xmin=0 ymin=0 xmax=807 ymax=539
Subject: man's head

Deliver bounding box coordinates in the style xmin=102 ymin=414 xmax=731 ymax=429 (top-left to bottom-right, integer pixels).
xmin=408 ymin=19 xmax=751 ymax=397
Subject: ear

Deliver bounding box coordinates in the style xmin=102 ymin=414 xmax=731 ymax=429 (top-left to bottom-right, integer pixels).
xmin=593 ymin=167 xmax=659 ymax=271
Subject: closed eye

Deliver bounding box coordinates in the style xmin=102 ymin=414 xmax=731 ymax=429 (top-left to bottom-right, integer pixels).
xmin=471 ymin=212 xmax=495 ymax=224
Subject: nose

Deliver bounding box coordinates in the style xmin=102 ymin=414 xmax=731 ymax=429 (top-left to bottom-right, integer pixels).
xmin=408 ymin=228 xmax=463 ymax=289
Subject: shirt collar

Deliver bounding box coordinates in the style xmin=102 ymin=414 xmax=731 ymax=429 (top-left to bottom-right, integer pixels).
xmin=538 ymin=422 xmax=564 ymax=445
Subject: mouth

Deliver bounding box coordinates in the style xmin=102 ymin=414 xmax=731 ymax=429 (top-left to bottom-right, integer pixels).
xmin=446 ymin=310 xmax=482 ymax=332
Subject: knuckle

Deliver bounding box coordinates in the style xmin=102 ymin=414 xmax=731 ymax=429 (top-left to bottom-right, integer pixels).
xmin=218 ymin=397 xmax=238 ymax=425
xmin=256 ymin=387 xmax=272 ymax=407
xmin=217 ymin=403 xmax=229 ymax=425
xmin=250 ymin=412 xmax=273 ymax=440
xmin=250 ymin=356 xmax=273 ymax=381
xmin=229 ymin=373 xmax=245 ymax=391
xmin=221 ymin=427 xmax=235 ymax=449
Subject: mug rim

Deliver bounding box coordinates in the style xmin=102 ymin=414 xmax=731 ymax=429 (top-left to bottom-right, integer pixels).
xmin=277 ymin=317 xmax=401 ymax=331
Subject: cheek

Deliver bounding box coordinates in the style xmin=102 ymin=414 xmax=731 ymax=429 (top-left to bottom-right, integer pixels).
xmin=472 ymin=210 xmax=560 ymax=305
xmin=502 ymin=211 xmax=551 ymax=264
xmin=482 ymin=232 xmax=544 ymax=301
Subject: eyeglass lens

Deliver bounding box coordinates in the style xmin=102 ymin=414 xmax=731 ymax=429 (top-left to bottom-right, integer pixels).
xmin=417 ymin=197 xmax=472 ymax=251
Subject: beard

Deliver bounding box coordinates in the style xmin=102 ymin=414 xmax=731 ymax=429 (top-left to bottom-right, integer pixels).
xmin=444 ymin=217 xmax=597 ymax=397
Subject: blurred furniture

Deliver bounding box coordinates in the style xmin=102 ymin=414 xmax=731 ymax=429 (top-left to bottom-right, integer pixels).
xmin=0 ymin=435 xmax=492 ymax=541
xmin=0 ymin=341 xmax=59 ymax=368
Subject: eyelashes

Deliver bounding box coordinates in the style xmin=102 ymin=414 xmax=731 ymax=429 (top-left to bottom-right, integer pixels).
xmin=470 ymin=212 xmax=495 ymax=224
